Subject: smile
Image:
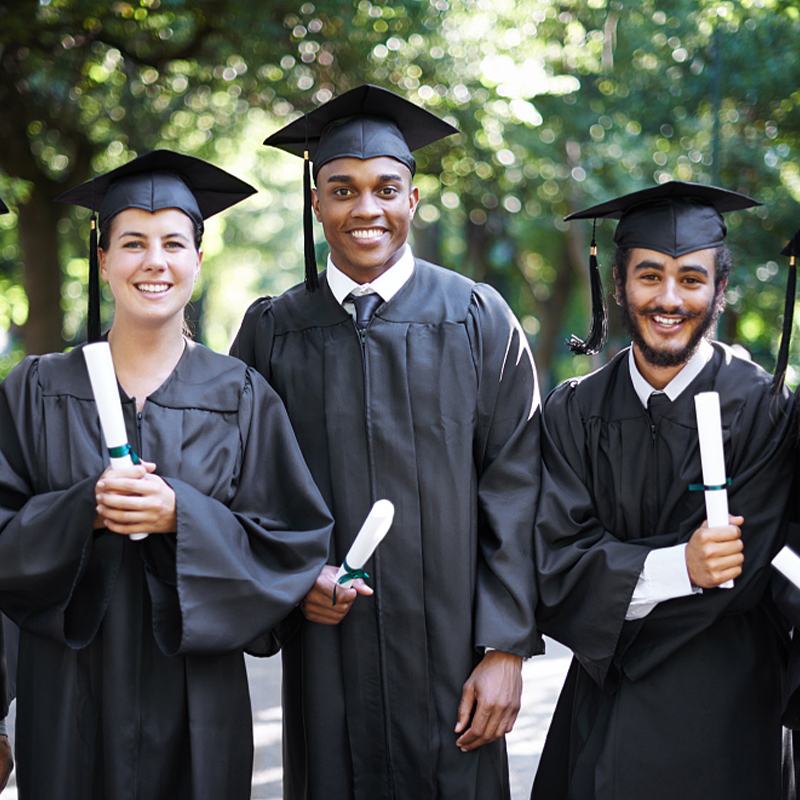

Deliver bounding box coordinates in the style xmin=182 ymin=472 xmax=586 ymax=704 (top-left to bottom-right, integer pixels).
xmin=136 ymin=283 xmax=171 ymax=294
xmin=349 ymin=228 xmax=386 ymax=240
xmin=651 ymin=315 xmax=685 ymax=327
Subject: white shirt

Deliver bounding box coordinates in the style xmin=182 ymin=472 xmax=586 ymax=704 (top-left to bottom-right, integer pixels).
xmin=626 ymin=339 xmax=714 ymax=620
xmin=326 ymin=245 xmax=415 ymax=317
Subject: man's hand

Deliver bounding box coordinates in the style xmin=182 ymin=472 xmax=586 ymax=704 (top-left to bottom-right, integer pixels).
xmin=686 ymin=515 xmax=744 ymax=588
xmin=0 ymin=733 xmax=13 ymax=792
xmin=454 ymin=650 xmax=523 ymax=752
xmin=95 ymin=460 xmax=177 ymax=535
xmin=300 ymin=564 xmax=373 ymax=625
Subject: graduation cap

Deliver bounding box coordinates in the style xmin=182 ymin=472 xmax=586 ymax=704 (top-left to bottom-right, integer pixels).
xmin=564 ymin=181 xmax=761 ymax=355
xmin=56 ymin=150 xmax=256 ymax=342
xmin=771 ymin=229 xmax=800 ymax=394
xmin=0 ymin=198 xmax=8 ymax=215
xmin=263 ymin=84 xmax=459 ymax=291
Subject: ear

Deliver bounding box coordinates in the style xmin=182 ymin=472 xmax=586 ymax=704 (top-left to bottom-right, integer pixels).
xmin=408 ymin=186 xmax=420 ymax=219
xmin=98 ymin=248 xmax=109 ymax=282
xmin=612 ymin=268 xmax=623 ymax=306
xmin=311 ymin=187 xmax=322 ymax=223
xmin=194 ymin=248 xmax=203 ymax=283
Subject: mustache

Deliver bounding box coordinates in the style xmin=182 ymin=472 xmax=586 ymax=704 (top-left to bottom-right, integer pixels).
xmin=636 ymin=306 xmax=701 ymax=320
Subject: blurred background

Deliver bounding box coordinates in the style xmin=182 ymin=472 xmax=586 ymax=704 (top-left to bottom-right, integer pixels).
xmin=1 ymin=0 xmax=799 ymax=393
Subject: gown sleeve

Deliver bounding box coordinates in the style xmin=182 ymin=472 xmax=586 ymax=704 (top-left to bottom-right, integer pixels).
xmin=468 ymin=284 xmax=543 ymax=657
xmin=144 ymin=368 xmax=332 ymax=657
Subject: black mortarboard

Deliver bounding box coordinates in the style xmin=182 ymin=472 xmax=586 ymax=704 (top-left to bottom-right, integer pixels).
xmin=772 ymin=229 xmax=800 ymax=394
xmin=0 ymin=198 xmax=8 ymax=215
xmin=55 ymin=150 xmax=256 ymax=342
xmin=263 ymin=84 xmax=459 ymax=291
xmin=564 ymin=181 xmax=761 ymax=355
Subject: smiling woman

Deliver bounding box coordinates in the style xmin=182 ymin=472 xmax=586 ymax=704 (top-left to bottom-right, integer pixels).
xmin=0 ymin=152 xmax=334 ymax=800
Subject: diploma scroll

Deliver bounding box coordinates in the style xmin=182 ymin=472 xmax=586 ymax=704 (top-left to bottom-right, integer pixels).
xmin=772 ymin=547 xmax=800 ymax=590
xmin=83 ymin=342 xmax=148 ymax=541
xmin=334 ymin=499 xmax=394 ymax=588
xmin=693 ymin=391 xmax=732 ymax=588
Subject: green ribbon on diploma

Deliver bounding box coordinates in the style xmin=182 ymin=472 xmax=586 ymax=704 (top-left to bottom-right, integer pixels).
xmin=688 ymin=478 xmax=731 ymax=492
xmin=332 ymin=559 xmax=370 ymax=606
xmin=108 ymin=444 xmax=140 ymax=464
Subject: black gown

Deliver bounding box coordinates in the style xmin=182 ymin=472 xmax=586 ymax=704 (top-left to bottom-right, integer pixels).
xmin=232 ymin=260 xmax=542 ymax=800
xmin=0 ymin=341 xmax=333 ymax=800
xmin=532 ymin=343 xmax=795 ymax=800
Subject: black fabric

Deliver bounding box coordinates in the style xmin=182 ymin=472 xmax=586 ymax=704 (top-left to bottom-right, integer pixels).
xmin=263 ymin=84 xmax=459 ymax=177
xmin=565 ymin=180 xmax=761 ymax=258
xmin=55 ymin=150 xmax=256 ymax=227
xmin=0 ymin=342 xmax=332 ymax=799
xmin=231 ymin=259 xmax=542 ymax=800
xmin=532 ymin=344 xmax=795 ymax=800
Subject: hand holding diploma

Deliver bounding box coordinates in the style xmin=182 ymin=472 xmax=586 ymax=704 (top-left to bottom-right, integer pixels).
xmin=84 ymin=342 xmax=158 ymax=540
xmin=692 ymin=392 xmax=738 ymax=588
xmin=301 ymin=500 xmax=394 ymax=625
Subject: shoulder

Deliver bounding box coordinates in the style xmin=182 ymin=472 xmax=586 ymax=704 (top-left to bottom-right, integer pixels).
xmin=25 ymin=347 xmax=93 ymax=400
xmin=545 ymin=348 xmax=630 ymax=417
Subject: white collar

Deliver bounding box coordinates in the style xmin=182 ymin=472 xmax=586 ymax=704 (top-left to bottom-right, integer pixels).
xmin=629 ymin=338 xmax=714 ymax=408
xmin=326 ymin=245 xmax=415 ymax=306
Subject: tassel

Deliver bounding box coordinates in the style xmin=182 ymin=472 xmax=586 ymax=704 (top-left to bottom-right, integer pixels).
xmin=771 ymin=249 xmax=796 ymax=395
xmin=88 ymin=213 xmax=101 ymax=342
xmin=567 ymin=219 xmax=608 ymax=355
xmin=303 ymin=150 xmax=319 ymax=292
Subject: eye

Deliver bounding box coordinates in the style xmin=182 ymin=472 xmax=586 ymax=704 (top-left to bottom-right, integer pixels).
xmin=332 ymin=186 xmax=353 ymax=197
xmin=122 ymin=239 xmax=144 ymax=249
xmin=165 ymin=240 xmax=186 ymax=249
xmin=379 ymin=185 xmax=399 ymax=197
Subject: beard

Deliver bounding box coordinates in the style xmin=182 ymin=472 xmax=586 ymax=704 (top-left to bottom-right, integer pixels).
xmin=618 ymin=290 xmax=722 ymax=368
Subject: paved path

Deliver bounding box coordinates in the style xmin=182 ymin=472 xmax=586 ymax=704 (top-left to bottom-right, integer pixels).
xmin=3 ymin=639 xmax=571 ymax=799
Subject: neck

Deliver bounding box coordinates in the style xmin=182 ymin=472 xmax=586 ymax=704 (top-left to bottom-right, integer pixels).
xmin=107 ymin=318 xmax=186 ymax=411
xmin=631 ymin=344 xmax=688 ymax=390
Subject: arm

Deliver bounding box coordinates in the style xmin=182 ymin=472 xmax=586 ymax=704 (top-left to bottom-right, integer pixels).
xmin=143 ymin=370 xmax=333 ymax=656
xmin=454 ymin=287 xmax=541 ymax=747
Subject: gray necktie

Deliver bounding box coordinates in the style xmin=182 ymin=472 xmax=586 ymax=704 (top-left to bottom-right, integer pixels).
xmin=347 ymin=292 xmax=383 ymax=330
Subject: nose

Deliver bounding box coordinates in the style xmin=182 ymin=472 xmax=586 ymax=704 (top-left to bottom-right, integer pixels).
xmin=351 ymin=191 xmax=381 ymax=218
xmin=657 ymin=276 xmax=682 ymax=310
xmin=144 ymin=242 xmax=168 ymax=270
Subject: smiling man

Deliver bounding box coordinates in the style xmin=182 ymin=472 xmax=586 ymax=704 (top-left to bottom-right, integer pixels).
xmin=531 ymin=182 xmax=796 ymax=800
xmin=232 ymin=85 xmax=542 ymax=800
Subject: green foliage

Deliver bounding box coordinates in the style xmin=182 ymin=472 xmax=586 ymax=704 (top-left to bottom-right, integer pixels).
xmin=1 ymin=0 xmax=800 ymax=389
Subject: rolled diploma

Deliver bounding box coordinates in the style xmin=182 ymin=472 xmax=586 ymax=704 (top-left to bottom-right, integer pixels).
xmin=694 ymin=391 xmax=731 ymax=588
xmin=772 ymin=547 xmax=800 ymax=590
xmin=83 ymin=342 xmax=147 ymax=540
xmin=334 ymin=499 xmax=394 ymax=588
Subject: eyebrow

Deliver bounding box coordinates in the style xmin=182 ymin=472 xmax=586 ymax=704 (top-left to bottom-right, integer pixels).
xmin=631 ymin=259 xmax=710 ymax=277
xmin=325 ymin=173 xmax=405 ymax=184
xmin=118 ymin=230 xmax=191 ymax=240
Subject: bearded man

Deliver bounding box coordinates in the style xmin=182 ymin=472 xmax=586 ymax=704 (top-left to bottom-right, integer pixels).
xmin=531 ymin=182 xmax=796 ymax=800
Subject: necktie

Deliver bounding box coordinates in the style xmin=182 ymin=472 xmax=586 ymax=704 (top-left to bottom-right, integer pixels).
xmin=647 ymin=391 xmax=670 ymax=424
xmin=347 ymin=292 xmax=383 ymax=330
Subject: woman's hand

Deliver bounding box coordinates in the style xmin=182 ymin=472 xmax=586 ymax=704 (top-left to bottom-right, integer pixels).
xmin=95 ymin=460 xmax=177 ymax=535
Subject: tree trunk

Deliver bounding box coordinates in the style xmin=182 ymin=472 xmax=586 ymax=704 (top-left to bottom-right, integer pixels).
xmin=17 ymin=187 xmax=65 ymax=354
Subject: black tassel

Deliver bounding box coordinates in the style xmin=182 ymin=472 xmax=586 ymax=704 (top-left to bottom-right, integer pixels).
xmin=303 ymin=150 xmax=319 ymax=292
xmin=88 ymin=213 xmax=101 ymax=342
xmin=771 ymin=250 xmax=796 ymax=395
xmin=567 ymin=221 xmax=608 ymax=355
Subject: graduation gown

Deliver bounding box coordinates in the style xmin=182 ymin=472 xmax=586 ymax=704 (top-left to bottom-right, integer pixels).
xmin=532 ymin=343 xmax=794 ymax=800
xmin=231 ymin=260 xmax=542 ymax=800
xmin=0 ymin=341 xmax=333 ymax=800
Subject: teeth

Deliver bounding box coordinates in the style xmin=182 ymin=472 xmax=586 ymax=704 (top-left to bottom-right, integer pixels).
xmin=350 ymin=229 xmax=383 ymax=240
xmin=653 ymin=315 xmax=681 ymax=326
xmin=137 ymin=283 xmax=170 ymax=293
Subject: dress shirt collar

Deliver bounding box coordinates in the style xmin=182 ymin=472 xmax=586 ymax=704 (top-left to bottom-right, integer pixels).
xmin=629 ymin=338 xmax=714 ymax=408
xmin=326 ymin=245 xmax=415 ymax=306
